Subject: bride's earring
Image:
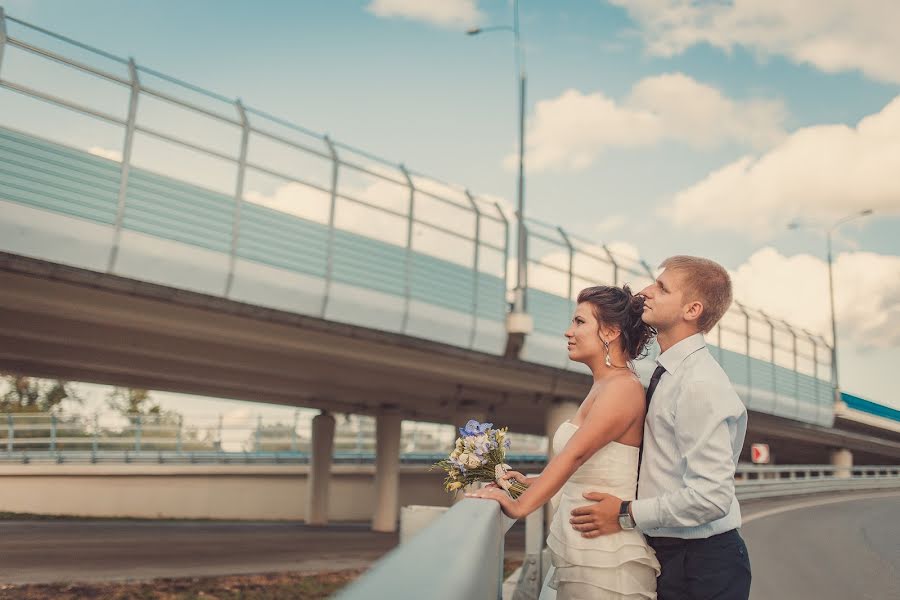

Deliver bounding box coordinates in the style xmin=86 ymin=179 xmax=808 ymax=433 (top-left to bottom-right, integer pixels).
xmin=602 ymin=339 xmax=612 ymax=367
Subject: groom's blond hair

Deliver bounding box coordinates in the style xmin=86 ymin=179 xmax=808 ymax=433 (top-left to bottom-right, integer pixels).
xmin=660 ymin=256 xmax=733 ymax=333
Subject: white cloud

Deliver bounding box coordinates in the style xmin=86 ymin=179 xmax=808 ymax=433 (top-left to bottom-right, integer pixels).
xmin=611 ymin=0 xmax=900 ymax=84
xmin=518 ymin=73 xmax=784 ymax=171
xmin=87 ymin=146 xmax=122 ymax=162
xmin=595 ymin=215 xmax=628 ymax=233
xmin=366 ymin=0 xmax=482 ymax=29
xmin=664 ymin=95 xmax=900 ymax=237
xmin=730 ymin=247 xmax=900 ymax=350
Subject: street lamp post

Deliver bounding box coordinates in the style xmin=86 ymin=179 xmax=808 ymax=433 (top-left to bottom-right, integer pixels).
xmin=468 ymin=0 xmax=528 ymax=316
xmin=788 ymin=208 xmax=874 ymax=390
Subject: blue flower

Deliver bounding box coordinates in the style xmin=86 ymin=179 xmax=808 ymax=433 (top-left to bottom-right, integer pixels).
xmin=458 ymin=420 xmax=493 ymax=437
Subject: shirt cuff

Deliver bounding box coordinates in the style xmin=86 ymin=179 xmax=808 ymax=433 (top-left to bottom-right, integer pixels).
xmin=631 ymin=498 xmax=660 ymax=531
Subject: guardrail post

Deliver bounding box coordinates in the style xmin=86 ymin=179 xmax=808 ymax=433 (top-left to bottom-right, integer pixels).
xmin=224 ymin=99 xmax=250 ymax=297
xmin=320 ymin=135 xmax=340 ymax=318
xmin=50 ymin=413 xmax=57 ymax=453
xmin=495 ymin=203 xmax=510 ymax=302
xmin=107 ymin=58 xmax=140 ymax=273
xmin=216 ymin=413 xmax=223 ymax=452
xmin=464 ymin=190 xmax=482 ymax=349
xmin=92 ymin=412 xmax=99 ymax=460
xmin=399 ymin=164 xmax=415 ymax=334
xmin=255 ymin=414 xmax=262 ymax=452
xmin=513 ymin=500 xmax=545 ymax=600
xmin=176 ymin=414 xmax=183 ymax=454
xmin=291 ymin=409 xmax=299 ymax=453
xmin=134 ymin=414 xmax=142 ymax=453
xmin=6 ymin=414 xmax=13 ymax=455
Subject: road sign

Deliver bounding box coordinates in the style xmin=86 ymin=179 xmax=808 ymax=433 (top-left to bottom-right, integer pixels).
xmin=751 ymin=443 xmax=770 ymax=464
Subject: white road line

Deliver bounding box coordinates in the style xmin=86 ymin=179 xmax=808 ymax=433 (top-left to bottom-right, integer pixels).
xmin=742 ymin=491 xmax=900 ymax=524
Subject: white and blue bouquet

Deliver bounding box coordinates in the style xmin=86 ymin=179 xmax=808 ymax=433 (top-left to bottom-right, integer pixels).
xmin=432 ymin=419 xmax=526 ymax=499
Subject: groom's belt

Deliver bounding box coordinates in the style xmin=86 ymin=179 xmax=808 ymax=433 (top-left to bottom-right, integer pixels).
xmin=647 ymin=529 xmax=740 ymax=548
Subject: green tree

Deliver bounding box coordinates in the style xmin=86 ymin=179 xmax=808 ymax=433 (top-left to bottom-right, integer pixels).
xmin=0 ymin=373 xmax=82 ymax=413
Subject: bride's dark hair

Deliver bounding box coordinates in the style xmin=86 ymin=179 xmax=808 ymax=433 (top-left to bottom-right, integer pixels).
xmin=576 ymin=284 xmax=656 ymax=361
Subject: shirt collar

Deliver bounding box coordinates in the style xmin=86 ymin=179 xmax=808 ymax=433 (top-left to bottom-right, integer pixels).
xmin=657 ymin=332 xmax=706 ymax=375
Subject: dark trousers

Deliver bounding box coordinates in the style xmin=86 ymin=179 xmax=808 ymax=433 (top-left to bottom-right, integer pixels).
xmin=647 ymin=529 xmax=751 ymax=600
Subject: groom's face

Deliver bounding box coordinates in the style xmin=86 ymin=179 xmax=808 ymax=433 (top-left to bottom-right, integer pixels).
xmin=639 ymin=268 xmax=686 ymax=330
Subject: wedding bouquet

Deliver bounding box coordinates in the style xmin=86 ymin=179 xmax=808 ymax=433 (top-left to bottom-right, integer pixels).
xmin=432 ymin=419 xmax=527 ymax=499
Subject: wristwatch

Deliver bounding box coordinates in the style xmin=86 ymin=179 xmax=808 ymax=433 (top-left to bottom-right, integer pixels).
xmin=618 ymin=500 xmax=636 ymax=530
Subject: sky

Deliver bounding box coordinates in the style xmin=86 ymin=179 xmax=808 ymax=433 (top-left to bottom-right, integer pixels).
xmin=2 ymin=0 xmax=898 ymax=418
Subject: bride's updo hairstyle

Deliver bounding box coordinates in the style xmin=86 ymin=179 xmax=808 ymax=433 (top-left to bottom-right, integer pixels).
xmin=576 ymin=284 xmax=656 ymax=362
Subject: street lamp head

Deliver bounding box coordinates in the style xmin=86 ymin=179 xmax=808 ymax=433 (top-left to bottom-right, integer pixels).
xmin=860 ymin=208 xmax=874 ymax=216
xmin=787 ymin=220 xmax=801 ymax=230
xmin=466 ymin=27 xmax=482 ymax=35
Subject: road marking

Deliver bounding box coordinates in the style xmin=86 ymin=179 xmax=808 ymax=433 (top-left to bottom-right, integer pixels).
xmin=743 ymin=491 xmax=900 ymax=524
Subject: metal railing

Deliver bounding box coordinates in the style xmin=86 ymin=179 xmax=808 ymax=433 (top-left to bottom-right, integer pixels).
xmin=340 ymin=464 xmax=900 ymax=600
xmin=0 ymin=411 xmax=550 ymax=464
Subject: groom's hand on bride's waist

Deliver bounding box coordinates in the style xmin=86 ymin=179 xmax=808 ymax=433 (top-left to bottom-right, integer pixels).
xmin=570 ymin=492 xmax=622 ymax=538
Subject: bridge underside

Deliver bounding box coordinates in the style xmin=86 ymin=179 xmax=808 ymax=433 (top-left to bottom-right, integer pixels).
xmin=0 ymin=252 xmax=589 ymax=434
xmin=1 ymin=252 xmax=898 ymax=462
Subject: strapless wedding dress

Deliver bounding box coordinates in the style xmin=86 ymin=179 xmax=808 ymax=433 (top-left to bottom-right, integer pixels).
xmin=539 ymin=421 xmax=660 ymax=599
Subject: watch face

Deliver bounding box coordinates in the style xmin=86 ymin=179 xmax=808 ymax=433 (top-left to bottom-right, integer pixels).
xmin=618 ymin=515 xmax=634 ymax=529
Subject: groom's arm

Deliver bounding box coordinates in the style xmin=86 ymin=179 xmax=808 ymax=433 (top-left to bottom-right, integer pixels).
xmin=630 ymin=379 xmax=741 ymax=531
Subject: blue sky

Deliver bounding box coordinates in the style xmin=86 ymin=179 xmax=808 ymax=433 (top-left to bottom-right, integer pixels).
xmin=2 ymin=0 xmax=898 ymax=414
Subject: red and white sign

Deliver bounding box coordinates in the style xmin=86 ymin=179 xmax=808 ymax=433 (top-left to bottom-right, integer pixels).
xmin=751 ymin=443 xmax=770 ymax=464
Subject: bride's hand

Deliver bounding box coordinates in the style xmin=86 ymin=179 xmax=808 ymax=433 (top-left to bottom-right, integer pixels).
xmin=464 ymin=487 xmax=524 ymax=519
xmin=484 ymin=470 xmax=529 ymax=490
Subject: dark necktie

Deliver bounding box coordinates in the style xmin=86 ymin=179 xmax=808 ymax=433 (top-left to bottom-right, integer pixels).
xmin=637 ymin=364 xmax=666 ymax=490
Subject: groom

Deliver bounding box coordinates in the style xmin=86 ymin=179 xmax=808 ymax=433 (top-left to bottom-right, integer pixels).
xmin=569 ymin=256 xmax=751 ymax=599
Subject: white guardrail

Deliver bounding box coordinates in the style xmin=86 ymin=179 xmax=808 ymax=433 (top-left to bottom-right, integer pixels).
xmin=337 ymin=464 xmax=900 ymax=600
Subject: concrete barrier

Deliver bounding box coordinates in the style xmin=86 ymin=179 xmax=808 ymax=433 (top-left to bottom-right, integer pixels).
xmin=0 ymin=464 xmax=452 ymax=521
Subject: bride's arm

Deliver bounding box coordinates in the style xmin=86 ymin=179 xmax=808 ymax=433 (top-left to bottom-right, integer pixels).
xmin=467 ymin=377 xmax=643 ymax=519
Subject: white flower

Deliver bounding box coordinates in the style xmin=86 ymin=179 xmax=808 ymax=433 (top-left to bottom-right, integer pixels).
xmin=466 ymin=454 xmax=482 ymax=469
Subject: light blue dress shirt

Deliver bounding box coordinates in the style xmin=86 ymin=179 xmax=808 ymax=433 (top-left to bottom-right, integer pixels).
xmin=631 ymin=333 xmax=748 ymax=539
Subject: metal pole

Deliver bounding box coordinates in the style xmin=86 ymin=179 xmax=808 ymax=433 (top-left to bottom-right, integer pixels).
xmin=224 ymin=99 xmax=250 ymax=297
xmin=135 ymin=414 xmax=142 ymax=453
xmin=176 ymin=414 xmax=183 ymax=454
xmin=0 ymin=8 xmax=7 ymax=76
xmin=255 ymin=414 xmax=262 ymax=452
xmin=400 ymin=164 xmax=415 ymax=333
xmin=291 ymin=409 xmax=299 ymax=453
xmin=465 ymin=190 xmax=482 ymax=349
xmin=826 ymin=230 xmax=839 ymax=389
xmin=107 ymin=58 xmax=140 ymax=273
xmin=557 ymin=226 xmax=574 ymax=309
xmin=601 ymin=244 xmax=619 ymax=286
xmin=495 ymin=202 xmax=510 ymax=302
xmin=50 ymin=413 xmax=57 ymax=453
xmin=92 ymin=412 xmax=99 ymax=458
xmin=7 ymin=414 xmax=13 ymax=455
xmin=320 ymin=135 xmax=340 ymax=318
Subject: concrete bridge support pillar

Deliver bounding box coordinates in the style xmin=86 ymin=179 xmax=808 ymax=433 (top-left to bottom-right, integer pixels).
xmin=830 ymin=448 xmax=853 ymax=479
xmin=372 ymin=411 xmax=402 ymax=532
xmin=306 ymin=410 xmax=336 ymax=525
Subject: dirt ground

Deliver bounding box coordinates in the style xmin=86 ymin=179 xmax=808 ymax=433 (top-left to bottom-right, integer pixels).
xmin=0 ymin=560 xmax=523 ymax=599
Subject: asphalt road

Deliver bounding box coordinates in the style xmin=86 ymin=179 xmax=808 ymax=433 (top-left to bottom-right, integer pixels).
xmin=0 ymin=518 xmax=526 ymax=585
xmin=742 ymin=491 xmax=900 ymax=600
xmin=1 ymin=491 xmax=897 ymax=599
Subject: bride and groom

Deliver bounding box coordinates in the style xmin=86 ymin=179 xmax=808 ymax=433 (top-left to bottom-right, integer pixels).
xmin=467 ymin=256 xmax=752 ymax=599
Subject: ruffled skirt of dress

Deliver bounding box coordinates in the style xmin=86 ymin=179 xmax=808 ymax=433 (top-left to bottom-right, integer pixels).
xmin=544 ymin=490 xmax=660 ymax=599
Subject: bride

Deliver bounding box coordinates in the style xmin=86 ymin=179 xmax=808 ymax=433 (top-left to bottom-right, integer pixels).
xmin=466 ymin=285 xmax=660 ymax=599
